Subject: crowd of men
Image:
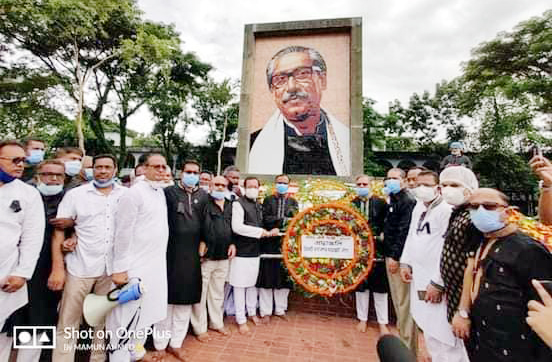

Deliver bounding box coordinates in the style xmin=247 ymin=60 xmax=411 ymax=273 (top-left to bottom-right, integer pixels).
xmin=1 ymin=137 xmax=552 ymax=362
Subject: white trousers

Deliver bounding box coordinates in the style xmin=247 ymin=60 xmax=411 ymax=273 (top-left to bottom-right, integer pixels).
xmin=107 ymin=331 xmax=147 ymax=362
xmin=0 ymin=332 xmax=11 ymax=362
xmin=153 ymin=304 xmax=192 ymax=350
xmin=106 ymin=299 xmax=149 ymax=362
xmin=258 ymin=288 xmax=290 ymax=317
xmin=424 ymin=334 xmax=469 ymax=362
xmin=355 ymin=291 xmax=389 ymax=324
xmin=191 ymin=259 xmax=229 ymax=334
xmin=233 ymin=287 xmax=258 ymax=325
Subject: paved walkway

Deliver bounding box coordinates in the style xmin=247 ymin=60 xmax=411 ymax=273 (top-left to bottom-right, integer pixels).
xmin=151 ymin=311 xmax=429 ymax=362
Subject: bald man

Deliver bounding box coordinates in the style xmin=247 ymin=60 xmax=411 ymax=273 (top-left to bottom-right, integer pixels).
xmin=191 ymin=176 xmax=236 ymax=338
xmin=467 ymin=188 xmax=552 ymax=362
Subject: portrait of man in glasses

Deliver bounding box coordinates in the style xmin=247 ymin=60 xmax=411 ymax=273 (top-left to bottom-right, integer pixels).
xmin=248 ymin=45 xmax=350 ymax=176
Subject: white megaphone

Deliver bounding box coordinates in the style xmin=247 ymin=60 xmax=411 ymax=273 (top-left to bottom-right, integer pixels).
xmin=83 ymin=278 xmax=145 ymax=327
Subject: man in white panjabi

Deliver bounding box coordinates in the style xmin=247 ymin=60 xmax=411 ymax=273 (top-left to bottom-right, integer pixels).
xmin=50 ymin=154 xmax=125 ymax=362
xmin=249 ymin=45 xmax=350 ymax=176
xmin=106 ymin=154 xmax=170 ymax=362
xmin=229 ymin=177 xmax=278 ymax=334
xmin=400 ymin=171 xmax=469 ymax=361
xmin=0 ymin=141 xmax=45 ymax=362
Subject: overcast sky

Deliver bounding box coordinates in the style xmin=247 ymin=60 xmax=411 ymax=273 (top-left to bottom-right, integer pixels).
xmin=130 ymin=0 xmax=550 ymax=144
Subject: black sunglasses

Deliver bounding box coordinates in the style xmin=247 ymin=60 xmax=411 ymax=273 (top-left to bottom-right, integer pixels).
xmin=467 ymin=203 xmax=507 ymax=211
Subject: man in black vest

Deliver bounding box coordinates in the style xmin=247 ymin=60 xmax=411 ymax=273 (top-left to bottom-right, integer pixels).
xmin=256 ymin=174 xmax=298 ymax=323
xmin=229 ymin=177 xmax=278 ymax=334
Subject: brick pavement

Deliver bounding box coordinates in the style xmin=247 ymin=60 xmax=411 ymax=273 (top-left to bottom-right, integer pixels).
xmin=151 ymin=310 xmax=429 ymax=362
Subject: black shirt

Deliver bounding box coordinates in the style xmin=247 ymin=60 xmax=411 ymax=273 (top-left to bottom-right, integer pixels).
xmin=383 ymin=189 xmax=416 ymax=260
xmin=203 ymin=197 xmax=233 ymax=260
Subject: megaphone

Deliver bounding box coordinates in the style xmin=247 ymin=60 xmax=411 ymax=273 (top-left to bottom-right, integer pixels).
xmin=83 ymin=278 xmax=145 ymax=327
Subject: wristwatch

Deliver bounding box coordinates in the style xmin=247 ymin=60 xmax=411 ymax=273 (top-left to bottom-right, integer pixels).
xmin=458 ymin=309 xmax=470 ymax=319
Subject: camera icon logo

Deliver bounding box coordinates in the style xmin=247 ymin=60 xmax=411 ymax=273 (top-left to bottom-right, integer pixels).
xmin=13 ymin=327 xmax=56 ymax=349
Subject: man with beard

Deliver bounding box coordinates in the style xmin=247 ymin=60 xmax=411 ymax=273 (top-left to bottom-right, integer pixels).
xmin=0 ymin=141 xmax=45 ymax=361
xmin=249 ymin=46 xmax=350 ymax=176
xmin=153 ymin=160 xmax=209 ymax=359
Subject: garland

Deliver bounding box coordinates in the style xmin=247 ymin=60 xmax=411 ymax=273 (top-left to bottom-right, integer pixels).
xmin=506 ymin=208 xmax=552 ymax=251
xmin=282 ymin=202 xmax=375 ymax=296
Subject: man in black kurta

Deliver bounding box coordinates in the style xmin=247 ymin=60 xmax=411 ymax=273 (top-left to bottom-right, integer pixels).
xmin=256 ymin=174 xmax=298 ymax=322
xmin=351 ymin=175 xmax=389 ymax=335
xmin=153 ymin=161 xmax=208 ymax=358
xmin=468 ymin=188 xmax=552 ymax=362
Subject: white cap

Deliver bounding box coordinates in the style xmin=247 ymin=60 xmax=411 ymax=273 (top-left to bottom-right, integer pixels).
xmin=440 ymin=166 xmax=478 ymax=190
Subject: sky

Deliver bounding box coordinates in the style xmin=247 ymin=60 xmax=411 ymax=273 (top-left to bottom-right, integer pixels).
xmin=129 ymin=0 xmax=551 ymax=144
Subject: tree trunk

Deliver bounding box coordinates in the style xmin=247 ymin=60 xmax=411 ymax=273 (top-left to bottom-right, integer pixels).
xmin=217 ymin=112 xmax=228 ymax=175
xmin=76 ymin=81 xmax=85 ymax=153
xmin=118 ymin=114 xmax=128 ymax=168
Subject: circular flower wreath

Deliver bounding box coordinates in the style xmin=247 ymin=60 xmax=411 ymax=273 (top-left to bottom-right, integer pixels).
xmin=283 ymin=202 xmax=375 ymax=296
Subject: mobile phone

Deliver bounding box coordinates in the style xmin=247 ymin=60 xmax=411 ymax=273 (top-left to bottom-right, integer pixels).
xmin=532 ymin=145 xmax=543 ymax=157
xmin=417 ymin=290 xmax=426 ymax=300
xmin=537 ymin=280 xmax=552 ymax=296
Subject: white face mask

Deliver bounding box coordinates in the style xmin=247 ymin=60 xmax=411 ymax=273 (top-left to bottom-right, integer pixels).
xmin=441 ymin=186 xmax=467 ymax=206
xmin=414 ymin=185 xmax=437 ymax=203
xmin=245 ymin=187 xmax=259 ymax=200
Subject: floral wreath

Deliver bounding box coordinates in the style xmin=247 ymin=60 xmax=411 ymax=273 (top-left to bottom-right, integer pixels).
xmin=283 ymin=202 xmax=375 ymax=296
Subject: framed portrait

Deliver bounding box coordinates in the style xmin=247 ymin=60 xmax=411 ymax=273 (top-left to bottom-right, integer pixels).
xmin=236 ymin=18 xmax=363 ymax=179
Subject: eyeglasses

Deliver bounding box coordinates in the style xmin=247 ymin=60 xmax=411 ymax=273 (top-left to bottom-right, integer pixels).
xmin=38 ymin=172 xmax=65 ymax=180
xmin=467 ymin=203 xmax=507 ymax=211
xmin=184 ymin=171 xmax=200 ymax=175
xmin=147 ymin=164 xmax=167 ymax=170
xmin=0 ymin=156 xmax=26 ymax=165
xmin=271 ymin=66 xmax=321 ymax=88
xmin=356 ymin=183 xmax=369 ymax=187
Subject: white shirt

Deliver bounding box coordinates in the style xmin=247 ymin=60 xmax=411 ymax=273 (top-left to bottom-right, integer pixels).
xmin=401 ymin=197 xmax=456 ymax=346
xmin=0 ymin=179 xmax=45 ymax=323
xmin=57 ymin=182 xmax=126 ymax=278
xmin=111 ymin=180 xmax=169 ymax=329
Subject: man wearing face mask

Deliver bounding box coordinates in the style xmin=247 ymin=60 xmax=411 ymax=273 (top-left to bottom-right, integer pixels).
xmin=382 ymin=168 xmax=418 ymax=354
xmin=50 ymin=154 xmax=125 ymax=362
xmin=230 ymin=177 xmax=278 ymax=335
xmin=440 ymin=142 xmax=472 ymax=170
xmin=0 ymin=141 xmax=45 ymax=362
xmin=351 ymin=175 xmax=389 ymax=335
xmin=22 ymin=137 xmax=46 ymax=183
xmin=106 ymin=153 xmax=169 ymax=361
xmin=256 ymin=174 xmax=298 ymax=323
xmin=55 ymin=147 xmax=84 ymax=190
xmin=467 ymin=188 xmax=552 ymax=362
xmin=153 ymin=160 xmax=209 ymax=359
xmin=3 ymin=160 xmax=66 ymax=362
xmin=400 ymin=170 xmax=469 ymax=361
xmin=191 ymin=176 xmax=236 ymax=339
xmin=437 ymin=166 xmax=482 ymax=349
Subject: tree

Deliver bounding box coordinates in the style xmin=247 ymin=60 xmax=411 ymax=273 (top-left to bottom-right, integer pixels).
xmin=193 ymin=78 xmax=239 ymax=174
xmin=462 ymin=10 xmax=552 ymax=114
xmin=0 ymin=0 xmax=141 ymax=152
xmin=148 ymin=52 xmax=211 ymax=162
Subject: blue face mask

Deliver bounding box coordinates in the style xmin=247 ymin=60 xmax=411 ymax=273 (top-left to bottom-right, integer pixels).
xmin=211 ymin=190 xmax=226 ymax=200
xmin=0 ymin=167 xmax=17 ymax=183
xmin=469 ymin=206 xmax=506 ymax=233
xmin=26 ymin=150 xmax=45 ymax=165
xmin=36 ymin=182 xmax=63 ymax=196
xmin=84 ymin=168 xmax=94 ymax=181
xmin=355 ymin=187 xmax=370 ymax=197
xmin=64 ymin=160 xmax=82 ymax=177
xmin=276 ymin=183 xmax=289 ymax=194
xmin=383 ymin=179 xmax=401 ymax=195
xmin=182 ymin=173 xmax=199 ymax=187
xmin=93 ymin=178 xmax=114 ymax=189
